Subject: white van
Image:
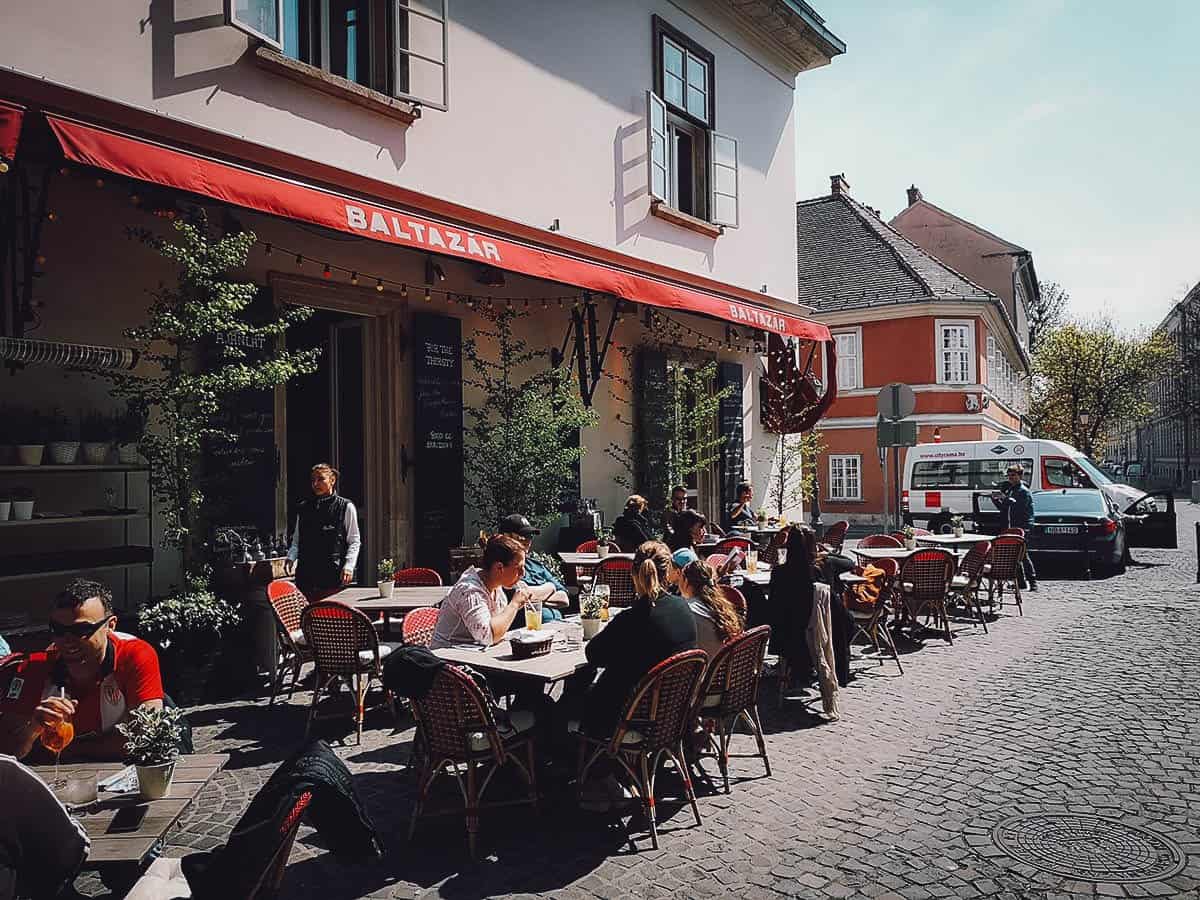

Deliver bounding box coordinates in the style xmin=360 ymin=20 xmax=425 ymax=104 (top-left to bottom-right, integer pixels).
xmin=902 ymin=435 xmax=1152 ymax=532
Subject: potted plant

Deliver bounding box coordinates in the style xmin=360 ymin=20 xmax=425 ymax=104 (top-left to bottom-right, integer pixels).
xmin=0 ymin=489 xmax=10 ymax=522
xmin=15 ymin=408 xmax=47 ymax=466
xmin=137 ymin=576 xmax=241 ymax=704
xmin=756 ymin=507 xmax=768 ymax=528
xmin=949 ymin=515 xmax=965 ymax=538
xmin=595 ymin=527 xmax=612 ymax=558
xmin=47 ymin=409 xmax=80 ymax=465
xmin=580 ymin=589 xmax=605 ymax=640
xmin=114 ymin=400 xmax=147 ymax=465
xmin=902 ymin=525 xmax=916 ymax=550
xmin=117 ymin=705 xmax=186 ymax=800
xmin=81 ymin=411 xmax=114 ymax=464
xmin=377 ymin=557 xmax=396 ymax=598
xmin=10 ymin=486 xmax=33 ymax=521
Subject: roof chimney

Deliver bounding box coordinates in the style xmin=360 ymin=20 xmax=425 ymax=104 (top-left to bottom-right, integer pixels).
xmin=906 ymin=184 xmax=923 ymax=206
xmin=829 ymin=173 xmax=850 ymax=196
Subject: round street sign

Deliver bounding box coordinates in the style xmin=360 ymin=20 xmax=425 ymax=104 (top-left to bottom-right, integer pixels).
xmin=877 ymin=382 xmax=916 ymax=421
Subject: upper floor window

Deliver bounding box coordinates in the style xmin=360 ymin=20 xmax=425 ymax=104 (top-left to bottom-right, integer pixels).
xmin=647 ymin=16 xmax=738 ymax=228
xmin=833 ymin=328 xmax=861 ymax=390
xmin=936 ymin=320 xmax=975 ymax=385
xmin=228 ymin=0 xmax=448 ymax=109
xmin=828 ymin=455 xmax=862 ymax=501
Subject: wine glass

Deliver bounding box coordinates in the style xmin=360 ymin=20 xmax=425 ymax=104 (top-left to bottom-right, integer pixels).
xmin=39 ymin=688 xmax=74 ymax=789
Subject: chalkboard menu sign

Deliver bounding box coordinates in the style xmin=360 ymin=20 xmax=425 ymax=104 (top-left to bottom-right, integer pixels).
xmin=718 ymin=361 xmax=745 ymax=517
xmin=413 ymin=313 xmax=464 ymax=577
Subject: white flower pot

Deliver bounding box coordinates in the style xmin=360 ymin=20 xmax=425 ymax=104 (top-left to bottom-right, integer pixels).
xmin=904 ymin=538 xmax=916 ymax=550
xmin=16 ymin=444 xmax=44 ymax=466
xmin=117 ymin=443 xmax=141 ymax=465
xmin=82 ymin=442 xmax=111 ymax=464
xmin=582 ymin=617 xmax=603 ymax=640
xmin=136 ymin=762 xmax=176 ymax=800
xmin=377 ymin=580 xmax=395 ymax=599
xmin=953 ymin=527 xmax=964 ymax=538
xmin=12 ymin=500 xmax=34 ymax=521
xmin=596 ymin=544 xmax=610 ymax=558
xmin=0 ymin=501 xmax=10 ymax=521
xmin=48 ymin=442 xmax=79 ymax=464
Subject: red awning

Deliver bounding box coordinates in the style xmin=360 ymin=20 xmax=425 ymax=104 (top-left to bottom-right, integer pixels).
xmin=0 ymin=100 xmax=24 ymax=162
xmin=45 ymin=114 xmax=829 ymax=343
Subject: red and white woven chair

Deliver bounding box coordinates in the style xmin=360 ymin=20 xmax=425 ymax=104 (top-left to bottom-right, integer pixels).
xmin=693 ymin=625 xmax=771 ymax=794
xmin=986 ymin=534 xmax=1027 ymax=616
xmin=300 ymin=601 xmax=400 ymax=745
xmin=408 ymin=665 xmax=538 ymax=858
xmin=401 ymin=606 xmax=440 ymax=648
xmin=574 ymin=650 xmax=708 ymax=849
xmin=575 ymin=539 xmax=600 ymax=553
xmin=393 ymin=567 xmax=442 ymax=587
xmin=266 ymin=581 xmax=313 ymax=705
xmin=595 ymin=557 xmax=636 ymax=608
xmin=899 ymin=548 xmax=956 ymax=644
xmin=847 ymin=558 xmax=903 ymax=673
xmin=715 ymin=537 xmax=751 ymax=554
xmin=860 ymin=533 xmax=903 ymax=549
xmin=950 ymin=541 xmax=992 ymax=632
xmin=718 ymin=584 xmax=748 ymax=622
xmin=820 ymin=520 xmax=849 ymax=553
xmin=705 ymin=553 xmax=729 ymax=572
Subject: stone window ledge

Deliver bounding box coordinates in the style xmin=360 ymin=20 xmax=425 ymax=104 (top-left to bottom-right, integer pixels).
xmin=650 ymin=200 xmax=723 ymax=238
xmin=255 ymin=47 xmax=420 ymax=125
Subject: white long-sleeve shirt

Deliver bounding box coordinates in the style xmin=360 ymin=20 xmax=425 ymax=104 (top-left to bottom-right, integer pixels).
xmin=287 ymin=499 xmax=361 ymax=574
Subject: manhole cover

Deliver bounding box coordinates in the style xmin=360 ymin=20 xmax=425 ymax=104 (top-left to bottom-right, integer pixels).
xmin=991 ymin=814 xmax=1186 ymax=884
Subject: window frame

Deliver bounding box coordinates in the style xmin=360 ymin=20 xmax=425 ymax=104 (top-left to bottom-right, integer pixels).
xmin=935 ymin=318 xmax=976 ymax=385
xmin=828 ymin=454 xmax=863 ymax=501
xmin=392 ymin=0 xmax=449 ymax=111
xmin=832 ymin=326 xmax=863 ymax=391
xmin=652 ymin=16 xmax=716 ymax=131
xmin=227 ymin=0 xmax=285 ymax=49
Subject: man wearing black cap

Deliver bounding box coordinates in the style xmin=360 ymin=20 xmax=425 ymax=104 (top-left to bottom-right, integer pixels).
xmin=497 ymin=515 xmax=568 ymax=618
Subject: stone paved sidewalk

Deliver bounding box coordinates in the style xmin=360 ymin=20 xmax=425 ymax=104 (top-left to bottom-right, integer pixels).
xmin=85 ymin=508 xmax=1200 ymax=899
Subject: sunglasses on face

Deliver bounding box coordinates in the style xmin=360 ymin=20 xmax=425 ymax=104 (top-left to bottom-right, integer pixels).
xmin=49 ymin=619 xmax=109 ymax=639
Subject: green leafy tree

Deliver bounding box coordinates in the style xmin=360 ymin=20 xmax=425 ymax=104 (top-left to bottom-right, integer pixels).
xmin=462 ymin=304 xmax=598 ymax=531
xmin=1028 ymin=317 xmax=1175 ymax=456
xmin=112 ymin=214 xmax=319 ymax=576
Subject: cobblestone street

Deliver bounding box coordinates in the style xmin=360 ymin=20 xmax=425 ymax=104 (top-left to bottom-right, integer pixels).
xmin=114 ymin=511 xmax=1200 ymax=899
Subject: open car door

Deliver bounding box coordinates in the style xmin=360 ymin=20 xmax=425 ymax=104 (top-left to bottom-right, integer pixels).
xmin=1122 ymin=491 xmax=1177 ymax=549
xmin=970 ymin=491 xmax=1004 ymax=536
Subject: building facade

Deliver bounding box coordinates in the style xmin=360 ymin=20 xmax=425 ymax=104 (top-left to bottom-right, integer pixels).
xmin=0 ymin=1 xmax=843 ymax=614
xmin=797 ymin=176 xmax=1028 ymax=526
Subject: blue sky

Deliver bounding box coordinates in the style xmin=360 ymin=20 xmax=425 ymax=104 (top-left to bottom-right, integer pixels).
xmin=793 ymin=0 xmax=1200 ymax=331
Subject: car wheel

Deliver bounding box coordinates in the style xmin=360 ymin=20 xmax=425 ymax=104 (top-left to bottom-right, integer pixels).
xmin=928 ymin=515 xmax=952 ymax=535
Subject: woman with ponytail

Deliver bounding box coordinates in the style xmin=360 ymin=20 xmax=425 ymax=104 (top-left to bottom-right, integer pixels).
xmin=679 ymin=560 xmax=743 ymax=660
xmin=580 ymin=540 xmax=697 ymax=737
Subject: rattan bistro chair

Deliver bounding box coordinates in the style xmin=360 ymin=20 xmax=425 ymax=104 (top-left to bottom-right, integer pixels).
xmin=575 ymin=539 xmax=600 ymax=554
xmin=820 ymin=520 xmax=849 ymax=553
xmin=408 ymin=665 xmax=538 ymax=859
xmin=861 ymin=533 xmax=904 ymax=549
xmin=718 ymin=584 xmax=748 ymax=622
xmin=899 ymin=548 xmax=956 ymax=644
xmin=986 ymin=534 xmax=1027 ymax=616
xmin=401 ymin=606 xmax=440 ymax=648
xmin=574 ymin=650 xmax=708 ymax=850
xmin=693 ymin=626 xmax=772 ymax=794
xmin=715 ymin=537 xmax=752 ymax=554
xmin=393 ymin=567 xmax=443 ymax=587
xmin=594 ymin=557 xmax=636 ymax=608
xmin=950 ymin=541 xmax=991 ymax=632
xmin=300 ymin=601 xmax=400 ymax=745
xmin=847 ymin=559 xmax=903 ymax=673
xmin=266 ymin=581 xmax=314 ymax=705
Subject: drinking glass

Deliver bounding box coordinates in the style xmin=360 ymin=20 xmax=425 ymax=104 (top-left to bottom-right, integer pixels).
xmin=524 ymin=596 xmax=543 ymax=631
xmin=40 ymin=691 xmax=74 ymax=789
xmin=593 ymin=583 xmax=611 ymax=620
xmin=776 ymin=548 xmax=788 ymax=566
xmin=747 ymin=550 xmax=758 ymax=574
xmin=563 ymin=621 xmax=584 ymax=649
xmin=64 ymin=772 xmax=97 ymax=806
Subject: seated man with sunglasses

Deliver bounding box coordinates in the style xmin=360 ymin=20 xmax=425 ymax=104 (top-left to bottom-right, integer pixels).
xmin=0 ymin=578 xmax=163 ymax=762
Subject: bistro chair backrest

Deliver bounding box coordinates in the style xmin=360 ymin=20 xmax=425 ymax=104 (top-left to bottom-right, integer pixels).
xmin=760 ymin=528 xmax=788 ymax=566
xmin=912 ymin=527 xmax=933 ymax=536
xmin=900 ymin=549 xmax=955 ymax=606
xmin=989 ymin=535 xmax=1026 ymax=580
xmin=411 ymin=664 xmax=504 ymax=763
xmin=595 ymin=557 xmax=636 ymax=607
xmin=821 ymin=521 xmax=849 ymax=552
xmin=716 ymin=537 xmax=751 ymax=553
xmin=394 ymin=567 xmax=442 ymax=587
xmin=706 ymin=553 xmax=729 ymax=572
xmin=267 ymin=581 xmax=310 ymax=637
xmin=576 ymin=539 xmax=600 ymax=554
xmin=861 ymin=534 xmax=903 ymax=549
xmin=609 ymin=650 xmax=707 ymax=755
xmin=718 ymin=584 xmax=748 ymax=620
xmin=1001 ymin=528 xmax=1026 ymax=538
xmin=300 ymin=601 xmax=380 ymax=677
xmin=958 ymin=541 xmax=992 ymax=582
xmin=696 ymin=625 xmax=770 ymax=720
xmin=402 ymin=607 xmax=440 ymax=648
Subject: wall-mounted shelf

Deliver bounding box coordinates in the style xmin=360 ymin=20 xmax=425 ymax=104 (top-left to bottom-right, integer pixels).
xmin=0 ymin=546 xmax=154 ymax=582
xmin=0 ymin=513 xmax=146 ymax=528
xmin=0 ymin=464 xmax=149 ymax=473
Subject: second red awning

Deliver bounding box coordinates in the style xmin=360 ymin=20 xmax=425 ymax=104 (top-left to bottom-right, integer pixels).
xmin=0 ymin=100 xmax=24 ymax=162
xmin=46 ymin=114 xmax=829 ymax=343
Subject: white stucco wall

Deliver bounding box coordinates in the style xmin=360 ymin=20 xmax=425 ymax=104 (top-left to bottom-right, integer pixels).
xmin=0 ymin=0 xmax=802 ymax=303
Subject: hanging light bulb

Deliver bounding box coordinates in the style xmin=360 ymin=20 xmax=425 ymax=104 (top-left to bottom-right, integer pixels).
xmin=295 ymin=253 xmax=304 ymax=267
xmin=424 ymin=286 xmax=432 ymax=302
xmin=264 ymin=243 xmax=273 ymax=256
xmin=350 ymin=271 xmax=359 ymax=286
xmin=95 ymin=178 xmax=104 ymax=189
xmin=322 ymin=263 xmax=332 ymax=279
xmin=376 ymin=278 xmax=384 ymax=292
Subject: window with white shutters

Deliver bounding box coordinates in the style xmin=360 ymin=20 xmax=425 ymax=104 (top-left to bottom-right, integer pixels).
xmin=938 ymin=323 xmax=972 ymax=385
xmin=834 ymin=330 xmax=860 ymax=390
xmin=829 ymin=455 xmax=862 ymax=501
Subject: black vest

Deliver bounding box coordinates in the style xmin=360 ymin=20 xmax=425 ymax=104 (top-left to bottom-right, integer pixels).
xmin=297 ymin=494 xmax=349 ymax=591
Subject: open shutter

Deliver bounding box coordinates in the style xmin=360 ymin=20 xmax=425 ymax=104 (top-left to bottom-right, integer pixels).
xmin=647 ymin=91 xmax=670 ymax=203
xmin=717 ymin=361 xmax=745 ymax=518
xmin=710 ymin=132 xmax=739 ymax=227
xmin=636 ymin=349 xmax=671 ymax=510
xmin=225 ymin=0 xmax=283 ymax=49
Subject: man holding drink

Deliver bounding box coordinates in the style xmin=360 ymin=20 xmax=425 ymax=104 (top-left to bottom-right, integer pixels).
xmin=430 ymin=535 xmax=534 ymax=649
xmin=0 ymin=579 xmax=164 ymax=762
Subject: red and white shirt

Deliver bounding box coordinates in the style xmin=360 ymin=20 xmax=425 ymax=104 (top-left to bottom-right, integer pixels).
xmin=0 ymin=632 xmax=163 ymax=738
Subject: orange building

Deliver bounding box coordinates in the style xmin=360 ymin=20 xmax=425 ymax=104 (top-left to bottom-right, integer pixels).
xmin=797 ymin=176 xmax=1030 ymax=525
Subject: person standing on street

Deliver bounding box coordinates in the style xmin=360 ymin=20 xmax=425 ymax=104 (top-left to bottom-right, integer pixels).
xmin=285 ymin=463 xmax=361 ymax=600
xmin=991 ymin=463 xmax=1038 ymax=591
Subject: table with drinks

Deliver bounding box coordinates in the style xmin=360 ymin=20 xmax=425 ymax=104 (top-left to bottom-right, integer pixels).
xmin=434 ymin=616 xmax=594 ymax=683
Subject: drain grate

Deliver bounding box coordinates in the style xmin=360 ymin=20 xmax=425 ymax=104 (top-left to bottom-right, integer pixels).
xmin=991 ymin=814 xmax=1186 ymax=884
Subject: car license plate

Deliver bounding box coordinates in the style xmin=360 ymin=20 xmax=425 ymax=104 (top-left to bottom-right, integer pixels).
xmin=1044 ymin=526 xmax=1078 ymax=534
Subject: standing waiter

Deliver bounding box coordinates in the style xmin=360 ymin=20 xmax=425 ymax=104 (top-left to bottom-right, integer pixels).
xmin=285 ymin=463 xmax=361 ymax=599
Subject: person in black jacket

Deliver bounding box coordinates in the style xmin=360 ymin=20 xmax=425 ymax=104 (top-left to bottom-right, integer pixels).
xmin=0 ymin=754 xmax=89 ymax=900
xmin=611 ymin=495 xmax=655 ymax=552
xmin=285 ymin=463 xmax=361 ymax=600
xmin=990 ymin=463 xmax=1038 ymax=590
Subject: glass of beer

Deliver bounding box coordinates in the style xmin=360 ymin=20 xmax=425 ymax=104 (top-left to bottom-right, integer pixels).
xmin=747 ymin=549 xmax=758 ymax=574
xmin=594 ymin=584 xmax=611 ymax=620
xmin=524 ymin=595 xmax=543 ymax=631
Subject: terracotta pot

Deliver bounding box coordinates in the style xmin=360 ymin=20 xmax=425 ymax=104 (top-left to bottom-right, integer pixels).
xmin=136 ymin=762 xmax=176 ymax=800
xmin=16 ymin=444 xmax=44 ymax=466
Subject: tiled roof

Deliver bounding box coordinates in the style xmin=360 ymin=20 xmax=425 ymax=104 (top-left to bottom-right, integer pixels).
xmin=796 ymin=192 xmax=996 ymax=310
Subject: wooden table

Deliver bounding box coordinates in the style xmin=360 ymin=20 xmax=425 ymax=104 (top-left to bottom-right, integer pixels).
xmin=556 ymin=552 xmax=634 ymax=568
xmin=35 ymin=754 xmax=226 ymax=869
xmin=916 ymin=533 xmax=992 ymax=549
xmin=434 ymin=620 xmax=593 ymax=683
xmin=851 ymin=546 xmax=922 ymax=562
xmin=331 ymin=586 xmax=449 ymax=630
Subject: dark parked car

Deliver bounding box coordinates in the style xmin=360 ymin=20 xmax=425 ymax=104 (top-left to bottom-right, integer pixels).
xmin=1029 ymin=488 xmax=1126 ymax=576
